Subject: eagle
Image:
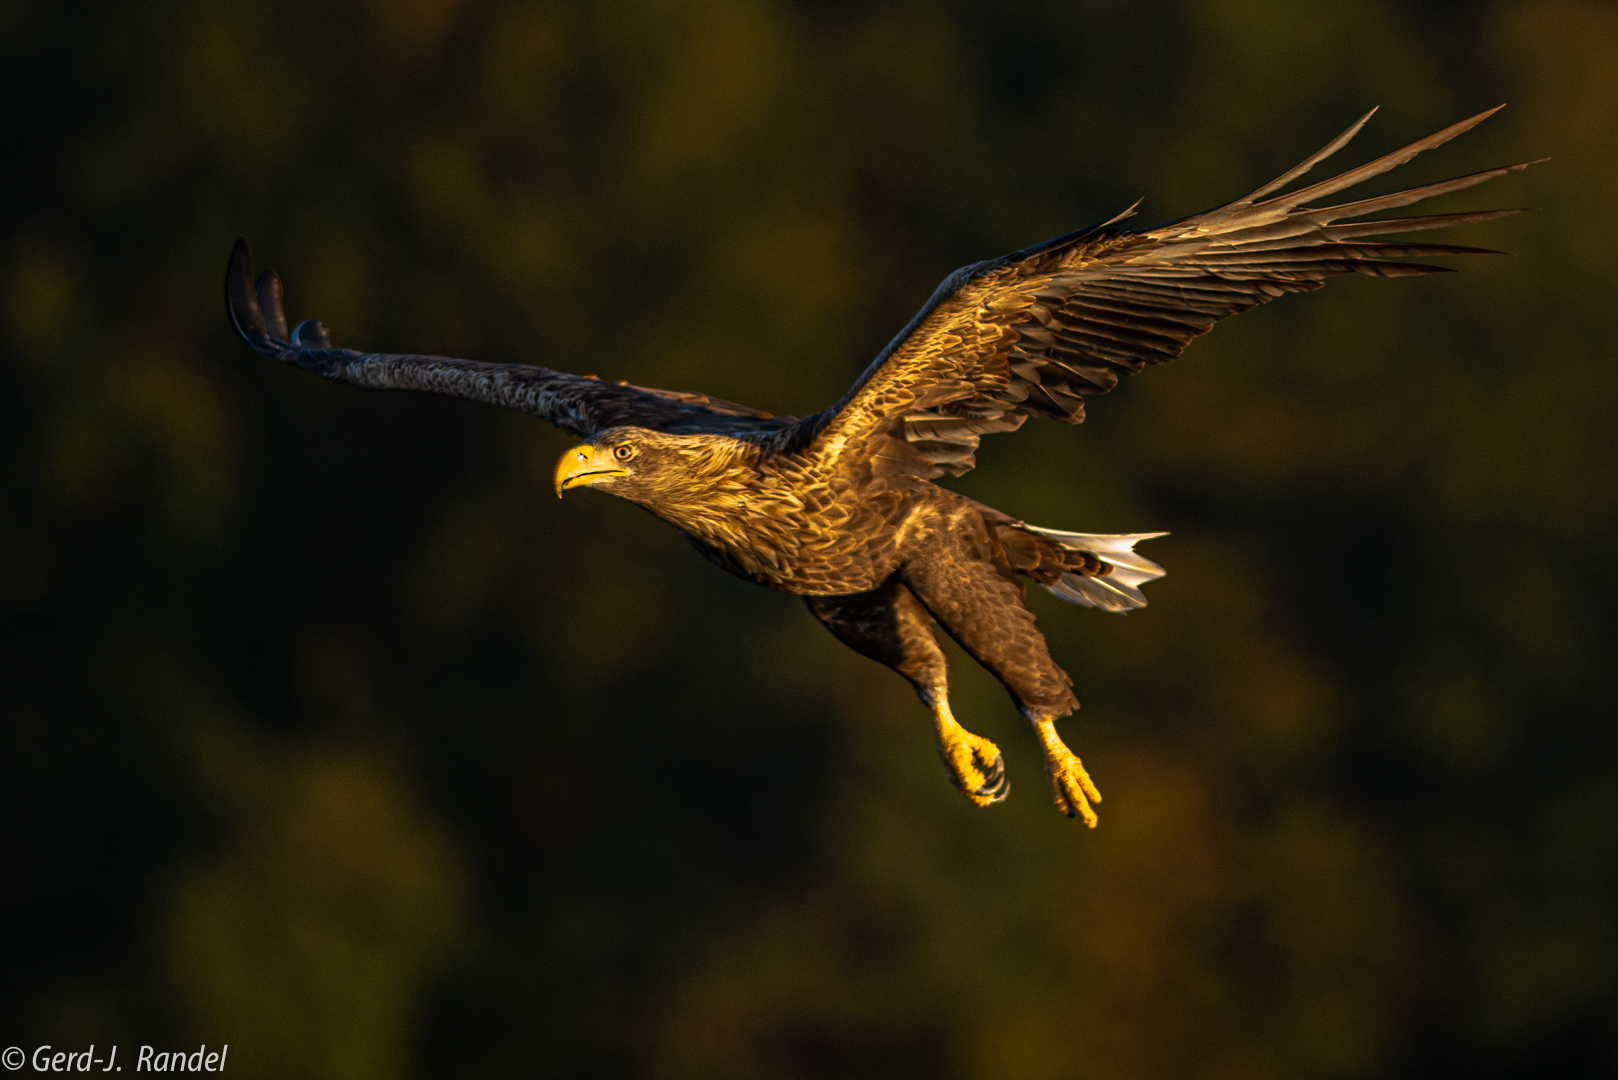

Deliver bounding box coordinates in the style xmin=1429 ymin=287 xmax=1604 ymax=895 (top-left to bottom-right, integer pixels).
xmin=227 ymin=106 xmax=1534 ymax=825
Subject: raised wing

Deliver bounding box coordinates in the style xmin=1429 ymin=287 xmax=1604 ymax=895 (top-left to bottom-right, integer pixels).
xmin=225 ymin=239 xmax=793 ymax=440
xmin=794 ymin=106 xmax=1539 ymax=477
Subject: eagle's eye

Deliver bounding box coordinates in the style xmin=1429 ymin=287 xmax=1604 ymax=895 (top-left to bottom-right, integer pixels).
xmin=613 ymin=443 xmax=636 ymax=462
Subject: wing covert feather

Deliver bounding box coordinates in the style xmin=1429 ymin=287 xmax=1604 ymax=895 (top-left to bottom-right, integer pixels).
xmin=792 ymin=106 xmax=1537 ymax=477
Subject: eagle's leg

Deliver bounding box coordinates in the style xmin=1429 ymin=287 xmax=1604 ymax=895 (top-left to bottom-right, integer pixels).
xmin=805 ymin=579 xmax=1007 ymax=806
xmin=899 ymin=549 xmax=1101 ymax=825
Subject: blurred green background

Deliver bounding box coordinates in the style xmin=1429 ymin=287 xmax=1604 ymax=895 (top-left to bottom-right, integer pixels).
xmin=3 ymin=1 xmax=1615 ymax=1077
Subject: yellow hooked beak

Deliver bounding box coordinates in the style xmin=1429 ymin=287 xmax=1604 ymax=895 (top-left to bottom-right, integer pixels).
xmin=553 ymin=443 xmax=629 ymax=497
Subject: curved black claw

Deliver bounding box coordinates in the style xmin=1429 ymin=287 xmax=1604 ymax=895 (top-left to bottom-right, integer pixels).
xmin=972 ymin=747 xmax=1009 ymax=804
xmin=937 ymin=721 xmax=1009 ymax=809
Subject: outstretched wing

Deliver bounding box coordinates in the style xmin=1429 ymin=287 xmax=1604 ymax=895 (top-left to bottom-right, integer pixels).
xmin=225 ymin=239 xmax=794 ymax=440
xmin=792 ymin=106 xmax=1539 ymax=477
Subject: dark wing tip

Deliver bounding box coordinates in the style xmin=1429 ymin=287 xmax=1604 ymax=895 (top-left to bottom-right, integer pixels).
xmin=227 ymin=239 xmax=337 ymax=363
xmin=291 ymin=319 xmax=332 ymax=348
xmin=225 ymin=237 xmax=267 ymax=345
xmin=255 ymin=268 xmax=289 ymax=341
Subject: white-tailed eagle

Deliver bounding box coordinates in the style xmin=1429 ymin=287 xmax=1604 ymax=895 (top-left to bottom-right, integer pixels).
xmin=228 ymin=107 xmax=1534 ymax=824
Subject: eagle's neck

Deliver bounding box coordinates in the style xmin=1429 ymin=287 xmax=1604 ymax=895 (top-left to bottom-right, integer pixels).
xmin=627 ymin=439 xmax=760 ymax=530
xmin=633 ymin=442 xmax=809 ymax=574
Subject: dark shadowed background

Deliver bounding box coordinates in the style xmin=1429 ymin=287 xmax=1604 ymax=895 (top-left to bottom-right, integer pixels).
xmin=3 ymin=1 xmax=1615 ymax=1077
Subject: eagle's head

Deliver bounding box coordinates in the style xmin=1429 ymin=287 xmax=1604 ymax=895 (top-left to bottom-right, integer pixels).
xmin=552 ymin=427 xmax=751 ymax=511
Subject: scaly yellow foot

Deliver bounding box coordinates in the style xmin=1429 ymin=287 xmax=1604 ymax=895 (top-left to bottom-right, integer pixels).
xmin=931 ymin=698 xmax=1008 ymax=807
xmin=1030 ymin=716 xmax=1102 ymax=826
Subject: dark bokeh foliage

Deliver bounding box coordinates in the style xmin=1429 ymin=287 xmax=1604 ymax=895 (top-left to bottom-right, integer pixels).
xmin=3 ymin=1 xmax=1615 ymax=1077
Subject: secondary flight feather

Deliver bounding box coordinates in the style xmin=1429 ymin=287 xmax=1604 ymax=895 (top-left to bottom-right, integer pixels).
xmin=228 ymin=107 xmax=1535 ymax=824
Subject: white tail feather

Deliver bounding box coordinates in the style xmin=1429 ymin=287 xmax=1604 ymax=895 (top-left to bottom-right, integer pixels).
xmin=1020 ymin=526 xmax=1168 ymax=613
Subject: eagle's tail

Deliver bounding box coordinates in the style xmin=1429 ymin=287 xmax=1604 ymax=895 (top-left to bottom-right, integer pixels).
xmin=1020 ymin=526 xmax=1168 ymax=613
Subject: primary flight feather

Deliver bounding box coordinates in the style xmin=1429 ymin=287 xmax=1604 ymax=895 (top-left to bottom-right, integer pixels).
xmin=227 ymin=106 xmax=1535 ymax=824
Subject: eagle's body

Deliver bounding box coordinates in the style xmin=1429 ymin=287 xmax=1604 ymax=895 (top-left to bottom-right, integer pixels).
xmin=229 ymin=107 xmax=1535 ymax=824
xmin=609 ymin=429 xmax=1096 ymax=598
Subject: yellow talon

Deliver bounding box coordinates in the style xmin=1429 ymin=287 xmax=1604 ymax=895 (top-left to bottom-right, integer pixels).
xmin=931 ymin=698 xmax=1007 ymax=806
xmin=1030 ymin=716 xmax=1101 ymax=826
